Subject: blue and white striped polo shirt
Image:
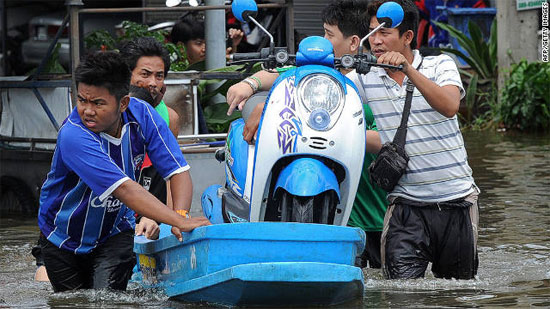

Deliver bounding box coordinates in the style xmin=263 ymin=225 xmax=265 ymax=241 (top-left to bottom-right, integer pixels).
xmin=38 ymin=97 xmax=189 ymax=254
xmin=353 ymin=50 xmax=477 ymax=202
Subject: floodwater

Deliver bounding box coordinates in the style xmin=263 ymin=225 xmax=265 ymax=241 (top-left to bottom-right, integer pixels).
xmin=1 ymin=130 xmax=549 ymax=308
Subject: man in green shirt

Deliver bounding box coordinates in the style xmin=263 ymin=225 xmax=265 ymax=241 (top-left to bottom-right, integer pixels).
xmin=120 ymin=37 xmax=188 ymax=239
xmin=347 ymin=99 xmax=388 ymax=268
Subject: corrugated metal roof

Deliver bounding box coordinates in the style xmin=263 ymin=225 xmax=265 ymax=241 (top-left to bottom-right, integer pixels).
xmin=293 ymin=0 xmax=331 ymax=37
xmin=143 ymin=0 xmax=182 ymax=24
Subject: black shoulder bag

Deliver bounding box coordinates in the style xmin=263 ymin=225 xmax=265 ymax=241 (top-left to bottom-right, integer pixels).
xmin=368 ymin=60 xmax=422 ymax=192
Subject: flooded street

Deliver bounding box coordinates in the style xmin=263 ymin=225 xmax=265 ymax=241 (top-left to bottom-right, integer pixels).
xmin=1 ymin=130 xmax=549 ymax=308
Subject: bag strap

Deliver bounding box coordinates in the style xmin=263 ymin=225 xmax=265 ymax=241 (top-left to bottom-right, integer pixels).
xmin=392 ymin=57 xmax=423 ymax=147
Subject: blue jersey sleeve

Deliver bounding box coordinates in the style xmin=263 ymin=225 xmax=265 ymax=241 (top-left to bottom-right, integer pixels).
xmin=129 ymin=98 xmax=189 ymax=179
xmin=59 ymin=119 xmax=130 ymax=201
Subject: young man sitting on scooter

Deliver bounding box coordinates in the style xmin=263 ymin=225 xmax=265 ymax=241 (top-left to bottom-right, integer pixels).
xmin=362 ymin=0 xmax=479 ymax=280
xmin=226 ymin=0 xmax=389 ymax=269
xmin=227 ymin=0 xmax=369 ymax=141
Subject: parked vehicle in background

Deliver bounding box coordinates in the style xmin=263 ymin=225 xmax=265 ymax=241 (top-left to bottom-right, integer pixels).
xmin=20 ymin=7 xmax=141 ymax=72
xmin=21 ymin=12 xmax=71 ymax=70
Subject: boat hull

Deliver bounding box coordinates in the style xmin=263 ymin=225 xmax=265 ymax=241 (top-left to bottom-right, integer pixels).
xmin=169 ymin=262 xmax=363 ymax=306
xmin=134 ymin=222 xmax=366 ymax=306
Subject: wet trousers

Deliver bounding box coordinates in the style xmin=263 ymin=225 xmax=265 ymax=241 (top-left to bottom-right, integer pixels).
xmin=381 ymin=192 xmax=479 ymax=279
xmin=39 ymin=230 xmax=136 ymax=292
xmin=356 ymin=231 xmax=382 ymax=269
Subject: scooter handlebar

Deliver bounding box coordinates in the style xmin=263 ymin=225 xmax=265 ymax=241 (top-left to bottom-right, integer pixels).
xmin=229 ymin=52 xmax=262 ymax=61
xmin=337 ymin=54 xmax=403 ymax=74
xmin=228 ymin=47 xmax=293 ymax=69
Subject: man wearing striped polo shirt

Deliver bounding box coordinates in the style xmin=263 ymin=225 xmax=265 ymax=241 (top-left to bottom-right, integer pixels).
xmin=361 ymin=0 xmax=479 ymax=280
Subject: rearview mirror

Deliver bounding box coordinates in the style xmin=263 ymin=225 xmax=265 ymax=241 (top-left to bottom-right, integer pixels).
xmin=231 ymin=0 xmax=258 ymax=23
xmin=358 ymin=1 xmax=404 ymax=54
xmin=376 ymin=1 xmax=404 ymax=28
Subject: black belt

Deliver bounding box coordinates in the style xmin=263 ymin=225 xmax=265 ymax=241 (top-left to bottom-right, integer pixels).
xmin=395 ymin=197 xmax=472 ymax=209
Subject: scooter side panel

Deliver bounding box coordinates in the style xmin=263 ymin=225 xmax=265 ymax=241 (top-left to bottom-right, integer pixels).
xmin=225 ymin=119 xmax=249 ymax=197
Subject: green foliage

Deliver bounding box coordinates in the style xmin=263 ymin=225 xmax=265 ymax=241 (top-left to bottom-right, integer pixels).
xmin=198 ymin=63 xmax=262 ymax=106
xmin=436 ymin=19 xmax=499 ymax=130
xmin=84 ymin=21 xmax=188 ymax=71
xmin=117 ymin=21 xmax=167 ymax=43
xmin=199 ymin=63 xmax=262 ymax=133
xmin=166 ymin=42 xmax=189 ymax=71
xmin=457 ymin=71 xmax=499 ymax=131
xmin=203 ymin=103 xmax=242 ymax=133
xmin=436 ymin=19 xmax=497 ymax=80
xmin=462 ymin=72 xmax=478 ymax=123
xmin=84 ymin=30 xmax=116 ymax=50
xmin=500 ymin=60 xmax=550 ymax=131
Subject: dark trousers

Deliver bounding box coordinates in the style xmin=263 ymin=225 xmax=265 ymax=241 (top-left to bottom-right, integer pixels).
xmin=139 ymin=165 xmax=167 ymax=204
xmin=356 ymin=231 xmax=382 ymax=269
xmin=381 ymin=192 xmax=479 ymax=279
xmin=40 ymin=230 xmax=136 ymax=292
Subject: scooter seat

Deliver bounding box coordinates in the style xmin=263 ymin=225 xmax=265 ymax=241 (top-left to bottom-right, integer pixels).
xmin=242 ymin=91 xmax=269 ymax=121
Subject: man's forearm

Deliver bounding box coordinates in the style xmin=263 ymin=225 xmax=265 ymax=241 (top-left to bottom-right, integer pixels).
xmin=253 ymin=70 xmax=280 ymax=91
xmin=407 ymin=68 xmax=461 ymax=118
xmin=366 ymin=130 xmax=382 ymax=154
xmin=114 ymin=179 xmax=183 ymax=227
xmin=169 ymin=171 xmax=192 ymax=212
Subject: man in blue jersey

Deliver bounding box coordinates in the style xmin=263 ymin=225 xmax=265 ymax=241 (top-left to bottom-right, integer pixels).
xmin=37 ymin=51 xmax=210 ymax=292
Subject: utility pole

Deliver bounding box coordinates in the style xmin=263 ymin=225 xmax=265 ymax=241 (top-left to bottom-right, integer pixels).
xmin=1 ymin=0 xmax=6 ymax=75
xmin=496 ymin=1 xmax=539 ymax=91
xmin=67 ymin=0 xmax=84 ymax=106
xmin=205 ymin=0 xmax=225 ymax=70
xmin=204 ymin=0 xmax=225 ymax=104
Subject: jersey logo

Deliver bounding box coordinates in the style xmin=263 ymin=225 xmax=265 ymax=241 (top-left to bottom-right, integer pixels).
xmin=142 ymin=176 xmax=152 ymax=190
xmin=90 ymin=195 xmax=123 ymax=212
xmin=133 ymin=154 xmax=145 ymax=169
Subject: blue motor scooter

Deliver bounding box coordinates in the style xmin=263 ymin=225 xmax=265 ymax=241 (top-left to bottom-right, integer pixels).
xmin=202 ymin=0 xmax=404 ymax=225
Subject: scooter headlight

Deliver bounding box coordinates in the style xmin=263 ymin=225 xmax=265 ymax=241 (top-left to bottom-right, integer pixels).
xmin=298 ymin=74 xmax=343 ymax=114
xmin=298 ymin=74 xmax=344 ymax=131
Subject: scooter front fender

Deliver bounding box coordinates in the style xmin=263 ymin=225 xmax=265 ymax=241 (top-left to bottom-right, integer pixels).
xmin=201 ymin=184 xmax=224 ymax=224
xmin=274 ymin=158 xmax=340 ymax=199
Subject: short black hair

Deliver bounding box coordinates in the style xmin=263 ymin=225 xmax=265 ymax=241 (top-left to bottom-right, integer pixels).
xmin=171 ymin=13 xmax=205 ymax=44
xmin=119 ymin=37 xmax=171 ymax=76
xmin=321 ymin=0 xmax=370 ymax=39
xmin=367 ymin=0 xmax=419 ymax=48
xmin=129 ymin=85 xmax=155 ymax=106
xmin=75 ymin=51 xmax=130 ymax=103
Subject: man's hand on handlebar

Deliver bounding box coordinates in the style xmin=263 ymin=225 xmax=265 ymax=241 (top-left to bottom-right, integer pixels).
xmin=227 ymin=81 xmax=255 ymax=116
xmin=377 ymin=51 xmax=410 ymax=73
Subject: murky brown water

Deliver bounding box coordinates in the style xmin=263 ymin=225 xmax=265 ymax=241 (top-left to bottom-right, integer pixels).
xmin=1 ymin=130 xmax=549 ymax=308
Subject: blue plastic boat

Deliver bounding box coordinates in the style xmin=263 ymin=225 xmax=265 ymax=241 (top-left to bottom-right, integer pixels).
xmin=133 ymin=222 xmax=366 ymax=306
